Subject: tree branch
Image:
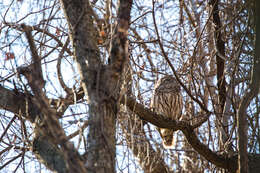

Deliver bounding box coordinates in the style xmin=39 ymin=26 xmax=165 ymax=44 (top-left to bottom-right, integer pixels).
xmin=237 ymin=1 xmax=260 ymax=172
xmin=0 ymin=85 xmax=39 ymax=121
xmin=210 ymin=0 xmax=227 ymax=113
xmin=59 ymin=0 xmax=102 ymax=96
xmin=124 ymin=96 xmax=237 ymax=172
xmin=108 ymin=0 xmax=133 ymax=81
xmin=20 ymin=24 xmax=45 ymax=94
xmin=0 ymin=86 xmax=81 ymax=173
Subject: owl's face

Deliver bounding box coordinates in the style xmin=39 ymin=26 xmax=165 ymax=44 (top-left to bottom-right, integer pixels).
xmin=155 ymin=76 xmax=180 ymax=93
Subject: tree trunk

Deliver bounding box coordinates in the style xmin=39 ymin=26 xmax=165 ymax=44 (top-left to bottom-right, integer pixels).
xmin=59 ymin=0 xmax=132 ymax=172
xmin=86 ymin=99 xmax=116 ymax=173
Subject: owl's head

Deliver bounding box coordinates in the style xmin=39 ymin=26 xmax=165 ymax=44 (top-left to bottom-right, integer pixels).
xmin=155 ymin=76 xmax=180 ymax=93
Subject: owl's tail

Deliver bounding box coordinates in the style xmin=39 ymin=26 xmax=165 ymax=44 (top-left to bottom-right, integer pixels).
xmin=158 ymin=128 xmax=175 ymax=149
xmin=162 ymin=135 xmax=175 ymax=149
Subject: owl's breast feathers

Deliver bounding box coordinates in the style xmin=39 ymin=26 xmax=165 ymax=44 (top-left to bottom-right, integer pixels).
xmin=151 ymin=75 xmax=183 ymax=149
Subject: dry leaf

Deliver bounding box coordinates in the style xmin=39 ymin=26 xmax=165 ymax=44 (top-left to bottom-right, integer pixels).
xmin=5 ymin=52 xmax=15 ymax=60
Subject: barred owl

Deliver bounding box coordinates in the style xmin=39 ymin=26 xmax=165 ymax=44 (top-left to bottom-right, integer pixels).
xmin=151 ymin=76 xmax=183 ymax=149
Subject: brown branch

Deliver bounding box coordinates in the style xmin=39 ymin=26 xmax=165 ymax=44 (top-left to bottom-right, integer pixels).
xmin=236 ymin=2 xmax=260 ymax=173
xmin=0 ymin=153 xmax=23 ymax=170
xmin=17 ymin=24 xmax=87 ymax=173
xmin=210 ymin=0 xmax=227 ymax=114
xmin=57 ymin=38 xmax=73 ymax=95
xmin=130 ymin=28 xmax=156 ymax=73
xmin=59 ymin=0 xmax=101 ymax=96
xmin=0 ymin=85 xmax=86 ymax=173
xmin=108 ymin=0 xmax=133 ymax=81
xmin=32 ymin=134 xmax=68 ymax=173
xmin=124 ymin=96 xmax=237 ymax=172
xmin=66 ymin=120 xmax=89 ymax=140
xmin=0 ymin=115 xmax=16 ymax=142
xmin=0 ymin=85 xmax=39 ymax=122
xmin=182 ymin=0 xmax=196 ymax=28
xmin=19 ymin=24 xmax=45 ymax=94
xmin=4 ymin=22 xmax=72 ymax=56
xmin=18 ymin=26 xmax=78 ymax=168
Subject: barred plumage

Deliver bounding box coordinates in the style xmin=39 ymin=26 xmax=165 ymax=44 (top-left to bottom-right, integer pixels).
xmin=151 ymin=76 xmax=183 ymax=149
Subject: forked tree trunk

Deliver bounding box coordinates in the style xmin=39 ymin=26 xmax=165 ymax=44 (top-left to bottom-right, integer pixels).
xmin=59 ymin=0 xmax=132 ymax=172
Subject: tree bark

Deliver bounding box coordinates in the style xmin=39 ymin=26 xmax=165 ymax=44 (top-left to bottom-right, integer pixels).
xmin=237 ymin=1 xmax=260 ymax=173
xmin=59 ymin=0 xmax=133 ymax=172
xmin=86 ymin=99 xmax=117 ymax=172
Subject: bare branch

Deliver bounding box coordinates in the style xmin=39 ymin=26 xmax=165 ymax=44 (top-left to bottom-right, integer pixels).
xmin=124 ymin=96 xmax=237 ymax=172
xmin=237 ymin=1 xmax=260 ymax=173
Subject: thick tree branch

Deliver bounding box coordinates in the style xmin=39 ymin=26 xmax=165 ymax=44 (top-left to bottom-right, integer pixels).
xmin=108 ymin=0 xmax=133 ymax=81
xmin=60 ymin=1 xmax=133 ymax=173
xmin=59 ymin=0 xmax=101 ymax=96
xmin=0 ymin=85 xmax=39 ymax=121
xmin=210 ymin=0 xmax=227 ymax=113
xmin=14 ymin=23 xmax=86 ymax=172
xmin=124 ymin=96 xmax=237 ymax=172
xmin=19 ymin=24 xmax=45 ymax=94
xmin=32 ymin=135 xmax=68 ymax=173
xmin=237 ymin=1 xmax=260 ymax=173
xmin=125 ymin=97 xmax=260 ymax=172
xmin=0 ymin=86 xmax=81 ymax=173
